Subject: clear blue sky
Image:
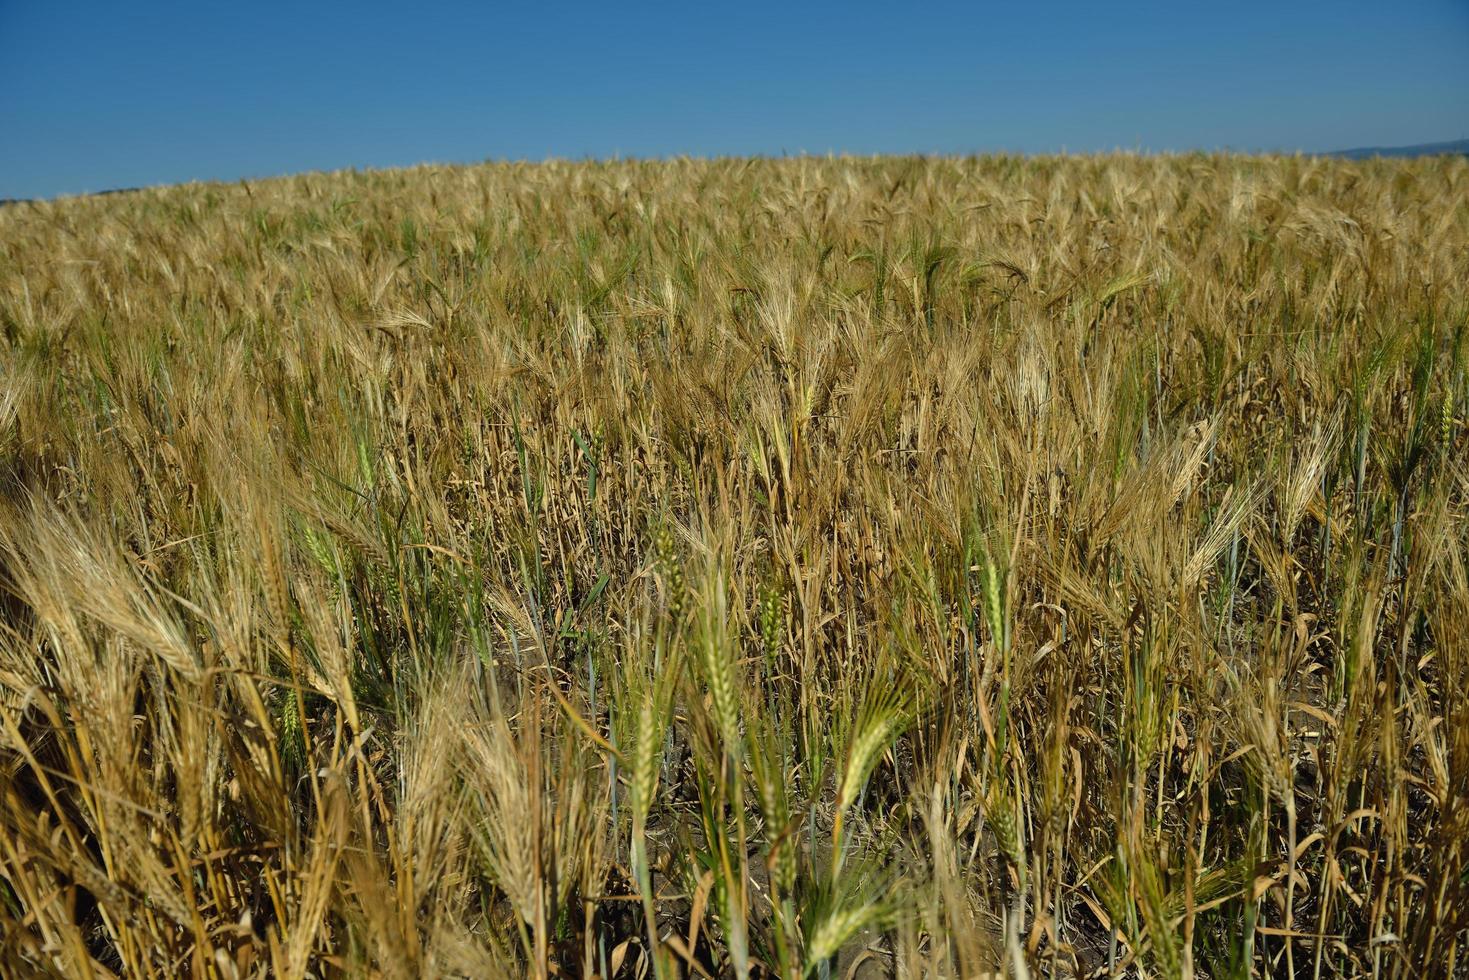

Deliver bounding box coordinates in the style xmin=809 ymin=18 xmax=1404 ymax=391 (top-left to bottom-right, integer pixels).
xmin=3 ymin=0 xmax=1467 ymax=199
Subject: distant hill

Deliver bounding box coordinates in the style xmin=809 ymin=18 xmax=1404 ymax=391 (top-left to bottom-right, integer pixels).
xmin=1327 ymin=138 xmax=1469 ymax=160
xmin=1 ymin=186 xmax=143 ymax=207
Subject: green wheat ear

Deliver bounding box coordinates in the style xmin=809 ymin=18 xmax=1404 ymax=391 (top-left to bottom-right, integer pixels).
xmin=801 ymin=855 xmax=894 ymax=976
xmin=1442 ymin=388 xmax=1454 ymax=449
xmin=630 ymin=695 xmax=662 ymax=822
xmin=985 ymin=786 xmax=1022 ymax=868
xmin=757 ymin=576 xmax=785 ymax=664
xmin=837 ymin=695 xmax=903 ymax=814
xmin=803 ymin=901 xmax=886 ymax=974
xmin=978 ymin=545 xmax=1007 ymax=654
xmin=654 ymin=523 xmax=686 ymax=621
xmin=299 ymin=523 xmax=336 ymax=577
xmin=279 ymin=686 xmax=304 ymax=769
xmin=831 ymin=678 xmax=913 ymax=876
xmin=696 ymin=569 xmax=741 ymax=751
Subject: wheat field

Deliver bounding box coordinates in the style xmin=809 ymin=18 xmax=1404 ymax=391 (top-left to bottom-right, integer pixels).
xmin=0 ymin=155 xmax=1466 ymax=978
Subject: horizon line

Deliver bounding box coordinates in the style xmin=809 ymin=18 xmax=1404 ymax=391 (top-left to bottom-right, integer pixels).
xmin=6 ymin=140 xmax=1466 ymax=205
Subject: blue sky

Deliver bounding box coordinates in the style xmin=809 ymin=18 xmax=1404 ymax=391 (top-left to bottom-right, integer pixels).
xmin=3 ymin=0 xmax=1467 ymax=199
